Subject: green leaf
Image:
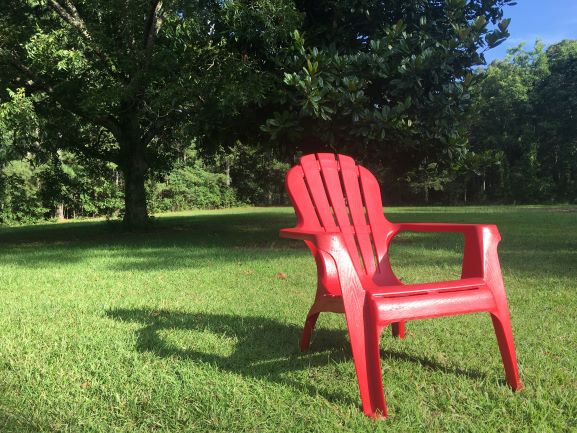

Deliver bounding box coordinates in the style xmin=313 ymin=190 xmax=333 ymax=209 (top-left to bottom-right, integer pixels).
xmin=498 ymin=18 xmax=511 ymax=32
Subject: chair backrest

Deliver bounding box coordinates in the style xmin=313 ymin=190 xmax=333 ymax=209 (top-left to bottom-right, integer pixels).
xmin=285 ymin=153 xmax=398 ymax=287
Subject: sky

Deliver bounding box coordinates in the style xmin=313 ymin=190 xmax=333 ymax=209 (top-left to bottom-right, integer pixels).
xmin=483 ymin=0 xmax=577 ymax=63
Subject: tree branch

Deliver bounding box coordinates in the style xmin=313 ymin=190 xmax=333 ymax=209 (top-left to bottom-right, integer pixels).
xmin=123 ymin=1 xmax=164 ymax=105
xmin=141 ymin=114 xmax=172 ymax=147
xmin=143 ymin=0 xmax=164 ymax=50
xmin=48 ymin=0 xmax=92 ymax=42
xmin=47 ymin=0 xmax=124 ymax=82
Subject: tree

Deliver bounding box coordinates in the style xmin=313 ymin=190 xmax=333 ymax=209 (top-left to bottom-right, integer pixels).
xmin=532 ymin=40 xmax=577 ymax=201
xmin=467 ymin=42 xmax=547 ymax=202
xmin=1 ymin=0 xmax=519 ymax=218
xmin=262 ymin=0 xmax=515 ymax=201
xmin=405 ymin=161 xmax=450 ymax=203
xmin=468 ymin=40 xmax=577 ymax=203
xmin=0 ymin=0 xmax=301 ymax=226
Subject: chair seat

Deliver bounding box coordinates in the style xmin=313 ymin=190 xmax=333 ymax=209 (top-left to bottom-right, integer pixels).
xmin=367 ymin=277 xmax=487 ymax=295
xmin=368 ymin=278 xmax=495 ymax=324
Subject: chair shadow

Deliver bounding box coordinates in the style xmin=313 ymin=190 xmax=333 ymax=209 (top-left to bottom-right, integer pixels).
xmin=379 ymin=349 xmax=487 ymax=381
xmin=106 ymin=308 xmax=488 ymax=405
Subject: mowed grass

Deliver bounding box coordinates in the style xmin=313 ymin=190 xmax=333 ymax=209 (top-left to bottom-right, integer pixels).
xmin=1 ymin=206 xmax=576 ymax=433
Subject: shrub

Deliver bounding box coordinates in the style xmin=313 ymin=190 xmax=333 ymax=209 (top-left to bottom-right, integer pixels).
xmin=149 ymin=161 xmax=238 ymax=212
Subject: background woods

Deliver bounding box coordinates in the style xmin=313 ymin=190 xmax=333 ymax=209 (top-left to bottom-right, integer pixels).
xmin=1 ymin=1 xmax=575 ymax=226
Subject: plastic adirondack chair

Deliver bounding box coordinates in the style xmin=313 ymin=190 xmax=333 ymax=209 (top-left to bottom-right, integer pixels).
xmin=279 ymin=153 xmax=523 ymax=419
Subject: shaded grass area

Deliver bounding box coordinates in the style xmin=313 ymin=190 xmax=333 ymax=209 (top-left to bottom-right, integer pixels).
xmin=1 ymin=206 xmax=576 ymax=432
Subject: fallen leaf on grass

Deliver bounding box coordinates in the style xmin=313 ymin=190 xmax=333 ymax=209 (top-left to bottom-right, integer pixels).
xmin=275 ymin=272 xmax=288 ymax=280
xmin=80 ymin=381 xmax=91 ymax=389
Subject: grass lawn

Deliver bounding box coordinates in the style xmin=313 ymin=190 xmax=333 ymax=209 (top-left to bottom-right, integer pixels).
xmin=1 ymin=206 xmax=576 ymax=432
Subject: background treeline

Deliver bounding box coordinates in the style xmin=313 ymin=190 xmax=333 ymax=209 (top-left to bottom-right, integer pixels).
xmin=2 ymin=38 xmax=576 ymax=225
xmin=1 ymin=1 xmax=575 ymax=226
xmin=2 ymin=40 xmax=576 ymax=224
xmin=0 ymin=142 xmax=289 ymax=225
xmin=459 ymin=39 xmax=577 ymax=204
xmin=373 ymin=39 xmax=577 ymax=205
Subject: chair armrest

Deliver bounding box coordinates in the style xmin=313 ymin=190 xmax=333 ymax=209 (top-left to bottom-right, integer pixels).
xmin=279 ymin=230 xmax=362 ymax=285
xmin=280 ymin=228 xmax=349 ymax=295
xmin=392 ymin=222 xmax=502 ymax=280
xmin=394 ymin=222 xmax=498 ymax=234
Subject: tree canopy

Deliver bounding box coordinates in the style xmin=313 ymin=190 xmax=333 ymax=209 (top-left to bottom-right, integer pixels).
xmin=263 ymin=0 xmax=514 ymax=197
xmin=0 ymin=0 xmax=300 ymax=225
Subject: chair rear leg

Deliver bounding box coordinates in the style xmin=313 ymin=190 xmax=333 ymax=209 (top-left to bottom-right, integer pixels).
xmin=300 ymin=312 xmax=320 ymax=352
xmin=391 ymin=321 xmax=406 ymax=339
xmin=491 ymin=312 xmax=523 ymax=390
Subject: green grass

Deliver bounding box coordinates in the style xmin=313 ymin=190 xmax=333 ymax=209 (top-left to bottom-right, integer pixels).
xmin=1 ymin=206 xmax=576 ymax=432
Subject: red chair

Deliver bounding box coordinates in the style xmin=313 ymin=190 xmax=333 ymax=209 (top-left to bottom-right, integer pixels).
xmin=280 ymin=153 xmax=523 ymax=419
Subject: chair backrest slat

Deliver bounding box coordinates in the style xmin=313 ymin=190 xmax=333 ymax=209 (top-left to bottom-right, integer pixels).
xmin=358 ymin=166 xmax=389 ymax=272
xmin=300 ymin=155 xmax=338 ymax=231
xmin=336 ymin=155 xmax=378 ymax=275
xmin=317 ymin=154 xmax=351 ymax=230
xmin=285 ymin=165 xmax=321 ymax=230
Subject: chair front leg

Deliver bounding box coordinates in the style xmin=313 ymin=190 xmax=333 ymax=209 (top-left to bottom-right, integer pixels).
xmin=316 ymin=234 xmax=388 ymax=418
xmin=348 ymin=316 xmax=388 ymax=418
xmin=490 ymin=311 xmax=523 ymax=390
xmin=479 ymin=226 xmax=523 ymax=391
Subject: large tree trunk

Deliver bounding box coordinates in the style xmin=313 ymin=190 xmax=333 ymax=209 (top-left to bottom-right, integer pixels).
xmin=120 ymin=134 xmax=149 ymax=227
xmin=118 ymin=116 xmax=148 ymax=228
